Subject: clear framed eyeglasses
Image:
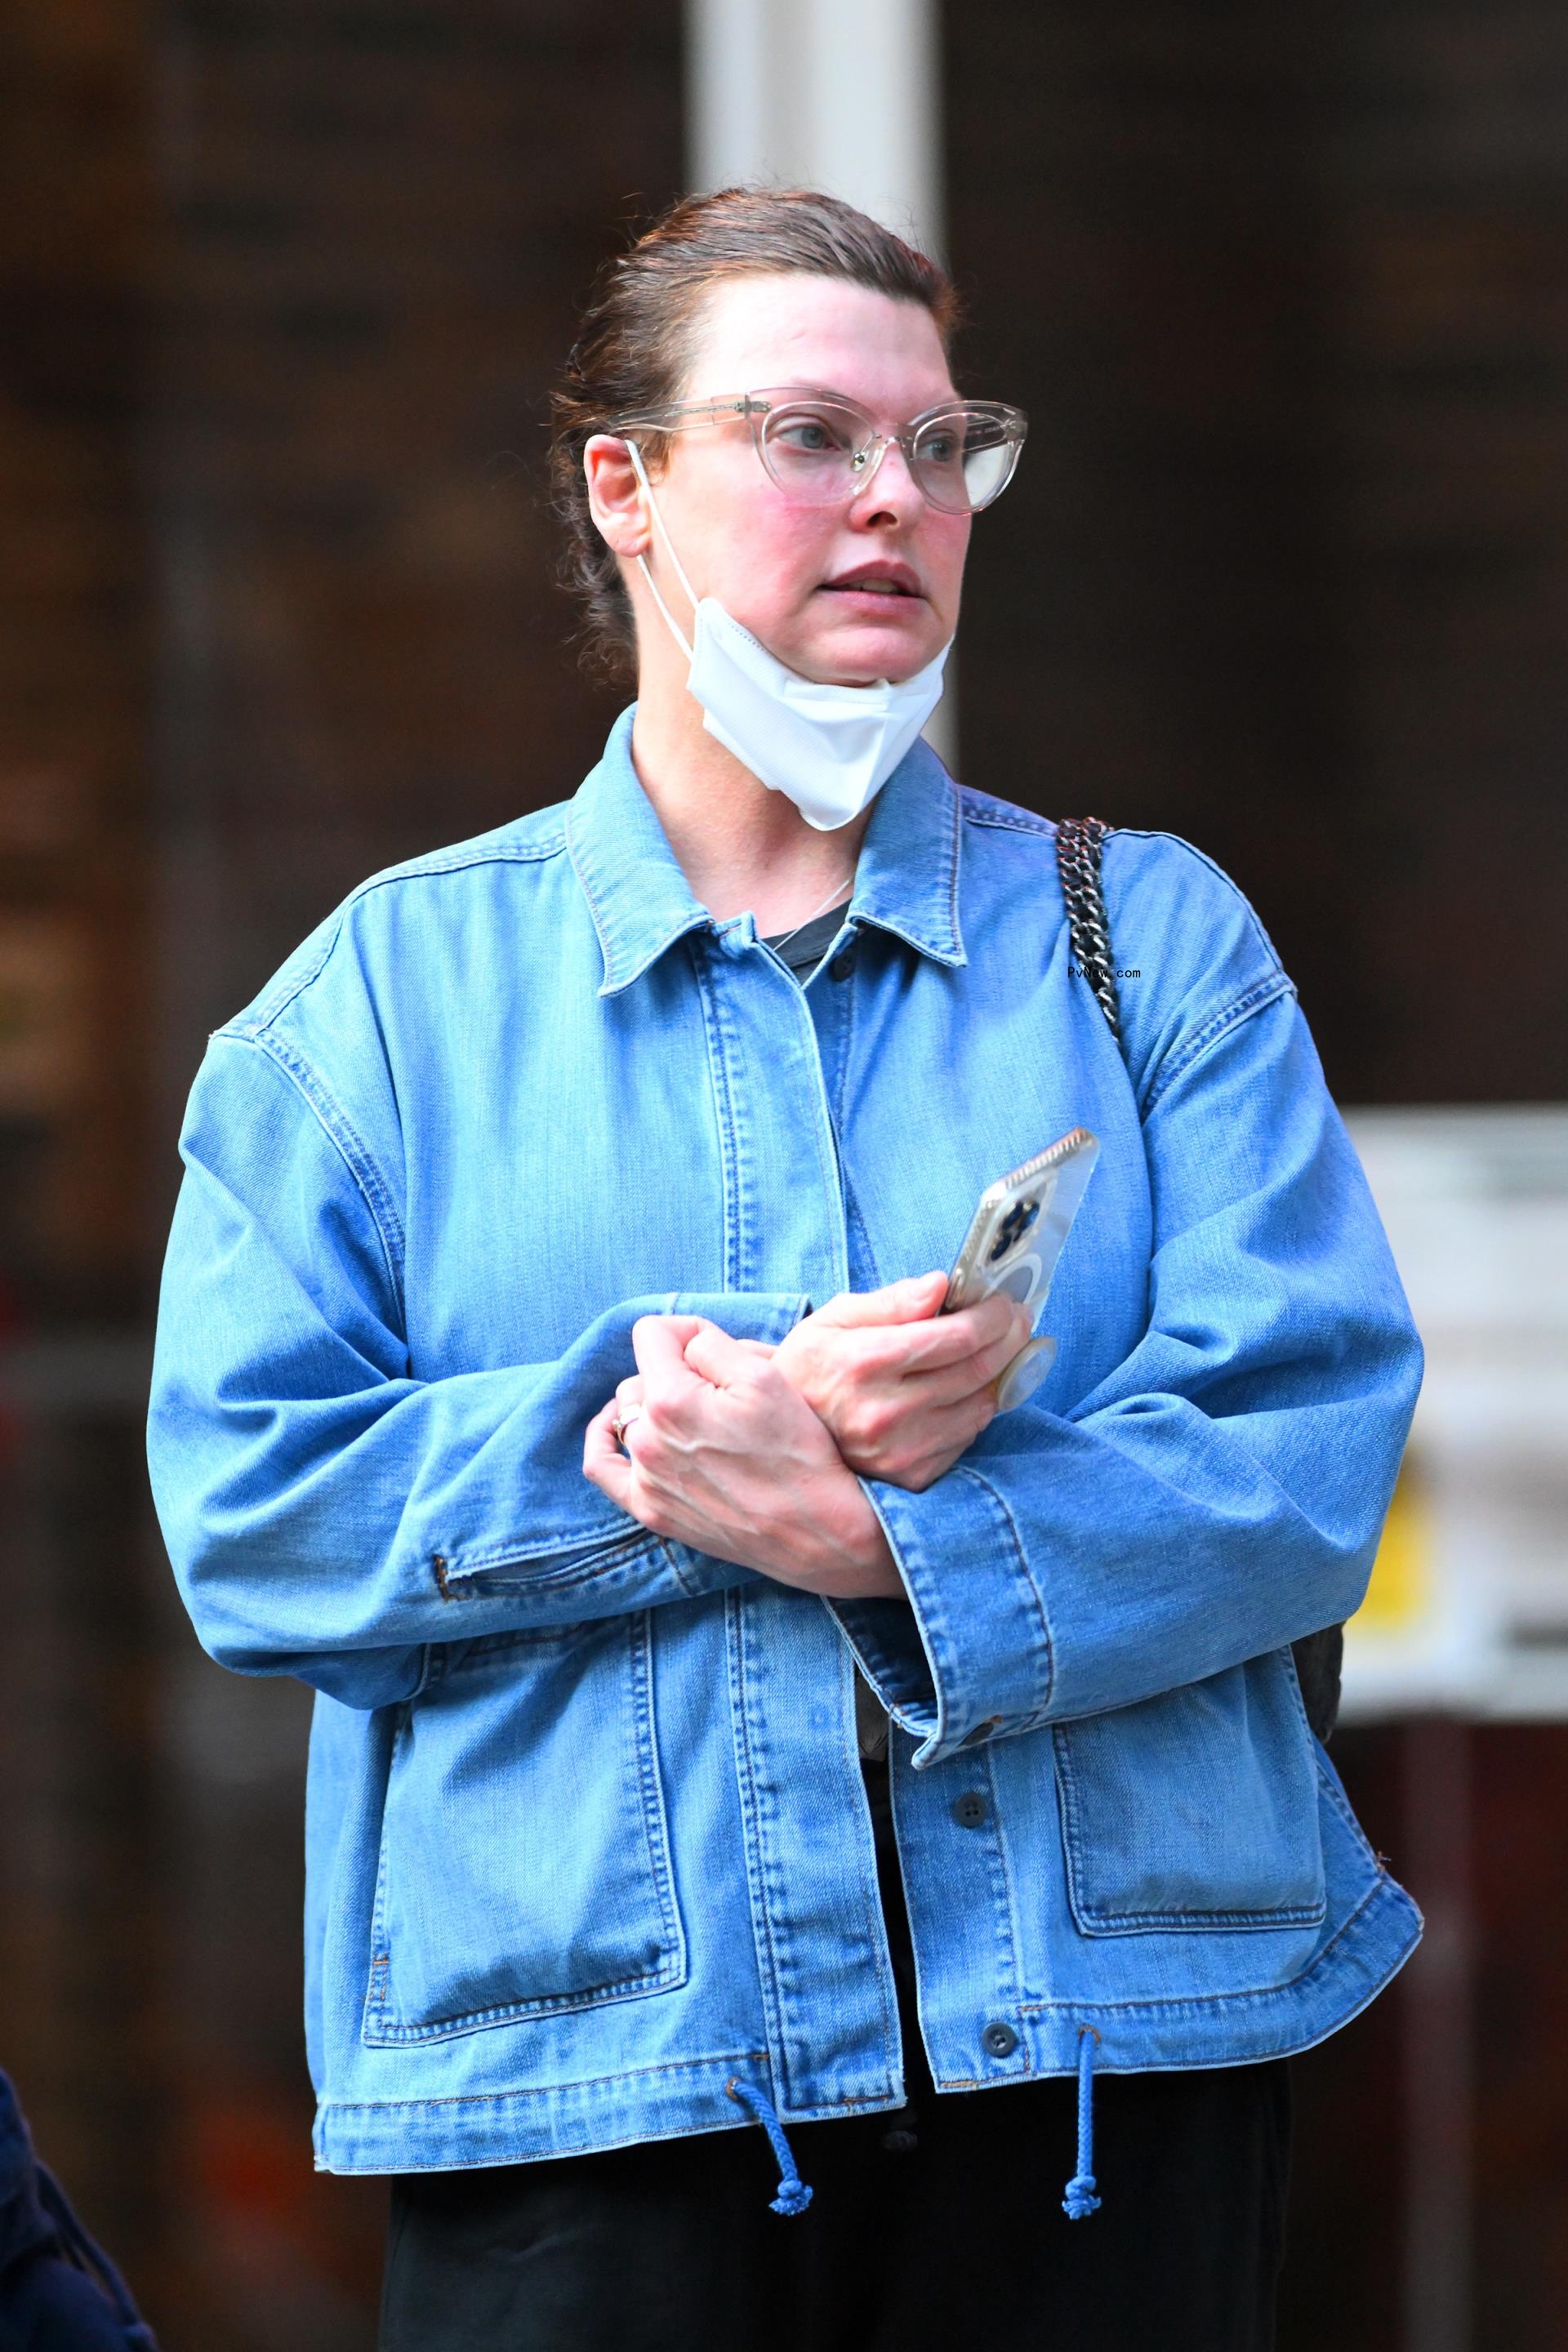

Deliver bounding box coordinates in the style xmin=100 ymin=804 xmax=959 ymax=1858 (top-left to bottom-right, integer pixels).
xmin=610 ymin=387 xmax=1028 ymax=516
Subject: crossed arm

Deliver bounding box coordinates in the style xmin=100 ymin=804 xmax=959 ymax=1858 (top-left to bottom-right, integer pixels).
xmin=581 ymin=1276 xmax=1032 ymax=1601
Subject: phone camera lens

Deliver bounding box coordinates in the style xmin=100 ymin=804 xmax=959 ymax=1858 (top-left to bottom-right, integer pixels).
xmin=987 ymin=1197 xmax=1040 ymax=1263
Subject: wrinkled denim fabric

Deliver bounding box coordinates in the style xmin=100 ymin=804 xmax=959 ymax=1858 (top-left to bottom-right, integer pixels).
xmin=149 ymin=706 xmax=1423 ymax=2176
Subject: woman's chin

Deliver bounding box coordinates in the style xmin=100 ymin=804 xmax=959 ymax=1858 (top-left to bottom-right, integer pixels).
xmin=787 ymin=617 xmax=945 ymax=687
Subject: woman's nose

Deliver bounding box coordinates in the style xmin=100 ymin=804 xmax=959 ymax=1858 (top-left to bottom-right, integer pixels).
xmin=847 ymin=434 xmax=924 ymax=523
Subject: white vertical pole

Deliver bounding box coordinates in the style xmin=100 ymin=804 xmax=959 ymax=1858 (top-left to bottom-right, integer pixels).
xmin=684 ymin=0 xmax=956 ymax=767
xmin=687 ymin=0 xmax=943 ymax=257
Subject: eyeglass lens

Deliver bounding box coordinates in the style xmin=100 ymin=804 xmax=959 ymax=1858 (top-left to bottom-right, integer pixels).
xmin=757 ymin=399 xmax=1020 ymax=514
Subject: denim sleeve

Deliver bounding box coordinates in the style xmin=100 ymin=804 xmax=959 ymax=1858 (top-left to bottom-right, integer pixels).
xmin=148 ymin=1036 xmax=804 ymax=1708
xmin=831 ymin=991 xmax=1423 ymax=1770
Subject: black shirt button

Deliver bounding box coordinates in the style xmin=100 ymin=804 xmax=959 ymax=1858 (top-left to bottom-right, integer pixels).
xmin=951 ymin=1790 xmax=989 ymax=1829
xmin=982 ymin=2022 xmax=1019 ymax=2059
xmin=829 ymin=947 xmax=857 ymax=981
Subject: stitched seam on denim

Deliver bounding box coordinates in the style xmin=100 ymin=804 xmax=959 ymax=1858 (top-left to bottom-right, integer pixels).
xmin=831 ymin=940 xmax=859 ymax=1135
xmin=220 ymin=1034 xmax=407 ymax=1314
xmin=322 ymin=2048 xmax=774 ymax=2113
xmin=690 ymin=942 xmax=744 ymax=1290
xmin=363 ymin=1957 xmax=688 ymax=2042
xmin=822 ymin=1603 xmax=928 ymax=1735
xmin=853 ymin=775 xmax=964 ymax=962
xmin=1061 ymin=1901 xmax=1327 ymax=1933
xmin=363 ymin=1708 xmax=403 ymax=2028
xmin=850 ymin=1485 xmax=944 ymax=1753
xmin=1143 ymin=973 xmax=1296 ymax=1116
xmin=572 ymin=827 xmax=704 ymax=992
xmin=726 ymin=1590 xmax=792 ymax=2099
xmin=1314 ymin=1748 xmax=1377 ymax=1851
xmin=234 ymin=832 xmax=568 ymax=1033
xmin=367 ymin=1612 xmax=684 ymax=2042
xmin=942 ymin=1463 xmax=1055 ymax=1719
xmin=325 ymin=1886 xmax=1420 ymax=2109
xmin=829 ymin=1633 xmax=903 ymax=2071
xmin=958 ymin=800 xmax=1057 ymax=840
xmin=972 ymin=1742 xmax=1032 ymax=2071
xmin=1112 ymin=830 xmax=1288 ymax=981
xmin=1051 ymin=1673 xmax=1326 ymax=1932
xmin=942 ymin=777 xmax=964 ymax=953
xmin=800 ymin=987 xmax=850 ymax=1293
xmin=1068 ymin=826 xmax=1290 ymax=989
xmin=658 ymin=1537 xmax=709 ymax=1603
xmin=627 ymin=1610 xmax=685 ymax=1988
xmin=330 ymin=1884 xmax=1417 ymax=2108
xmin=439 ymin=1529 xmax=666 ymax=1581
xmin=1015 ymin=1874 xmax=1406 ymax=2016
xmin=568 ymin=816 xmax=617 ymax=984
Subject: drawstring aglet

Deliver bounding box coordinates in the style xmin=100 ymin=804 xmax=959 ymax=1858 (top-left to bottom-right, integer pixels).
xmin=1062 ymin=2025 xmax=1102 ymax=2221
xmin=725 ymin=2077 xmax=814 ymax=2216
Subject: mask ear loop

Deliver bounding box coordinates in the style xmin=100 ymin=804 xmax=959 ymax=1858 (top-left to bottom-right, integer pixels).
xmin=625 ymin=441 xmax=700 ymax=663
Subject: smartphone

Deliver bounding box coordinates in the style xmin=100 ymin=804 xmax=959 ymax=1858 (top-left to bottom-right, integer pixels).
xmin=943 ymin=1128 xmax=1099 ymax=1410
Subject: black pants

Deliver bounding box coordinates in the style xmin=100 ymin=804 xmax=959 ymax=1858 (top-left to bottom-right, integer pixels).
xmin=380 ymin=1762 xmax=1290 ymax=2352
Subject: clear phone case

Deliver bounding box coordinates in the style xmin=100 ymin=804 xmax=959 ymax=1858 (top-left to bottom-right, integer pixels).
xmin=944 ymin=1128 xmax=1100 ymax=1410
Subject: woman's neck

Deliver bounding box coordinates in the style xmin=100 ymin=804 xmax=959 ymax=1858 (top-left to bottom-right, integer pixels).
xmin=628 ymin=662 xmax=871 ymax=933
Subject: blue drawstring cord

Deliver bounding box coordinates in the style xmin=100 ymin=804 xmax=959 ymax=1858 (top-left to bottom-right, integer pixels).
xmin=725 ymin=2078 xmax=814 ymax=2216
xmin=1062 ymin=2026 xmax=1102 ymax=2220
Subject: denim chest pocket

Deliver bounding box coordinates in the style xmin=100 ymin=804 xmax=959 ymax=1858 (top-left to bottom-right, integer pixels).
xmin=362 ymin=1613 xmax=685 ymax=2044
xmin=1052 ymin=1648 xmax=1327 ymax=1934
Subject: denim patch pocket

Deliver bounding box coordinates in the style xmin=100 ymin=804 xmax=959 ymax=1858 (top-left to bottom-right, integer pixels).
xmin=362 ymin=1613 xmax=685 ymax=2042
xmin=1052 ymin=1648 xmax=1327 ymax=1934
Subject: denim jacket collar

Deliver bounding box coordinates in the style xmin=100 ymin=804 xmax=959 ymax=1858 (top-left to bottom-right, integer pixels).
xmin=566 ymin=705 xmax=966 ymax=999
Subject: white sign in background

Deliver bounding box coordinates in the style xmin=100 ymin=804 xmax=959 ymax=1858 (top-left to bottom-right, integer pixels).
xmin=1341 ymin=1107 xmax=1568 ymax=1721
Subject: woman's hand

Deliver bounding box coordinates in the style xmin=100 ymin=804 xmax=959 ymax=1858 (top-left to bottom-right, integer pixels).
xmin=582 ymin=1315 xmax=904 ymax=1600
xmin=604 ymin=1277 xmax=1035 ymax=1494
xmin=771 ymin=1273 xmax=1033 ymax=1490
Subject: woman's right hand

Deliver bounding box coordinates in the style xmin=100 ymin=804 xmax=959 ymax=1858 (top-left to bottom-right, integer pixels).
xmin=769 ymin=1273 xmax=1034 ymax=1491
xmin=605 ymin=1277 xmax=1035 ymax=1494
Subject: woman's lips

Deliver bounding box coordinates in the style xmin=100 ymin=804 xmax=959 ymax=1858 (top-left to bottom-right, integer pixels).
xmin=819 ymin=581 xmax=924 ymax=604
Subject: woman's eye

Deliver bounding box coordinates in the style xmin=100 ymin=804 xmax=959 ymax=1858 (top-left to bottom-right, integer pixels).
xmin=773 ymin=413 xmax=849 ymax=455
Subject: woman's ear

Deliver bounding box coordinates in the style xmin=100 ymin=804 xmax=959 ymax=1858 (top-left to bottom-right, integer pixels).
xmin=584 ymin=435 xmax=651 ymax=559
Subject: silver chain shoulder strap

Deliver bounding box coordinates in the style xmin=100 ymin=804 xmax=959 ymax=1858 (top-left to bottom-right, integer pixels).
xmin=1051 ymin=809 xmax=1343 ymax=1743
xmin=1054 ymin=816 xmax=1120 ymax=1041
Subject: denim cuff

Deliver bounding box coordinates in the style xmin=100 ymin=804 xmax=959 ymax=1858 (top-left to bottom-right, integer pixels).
xmin=831 ymin=1463 xmax=1056 ymax=1768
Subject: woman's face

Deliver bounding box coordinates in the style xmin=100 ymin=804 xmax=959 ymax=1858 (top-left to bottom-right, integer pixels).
xmin=625 ymin=273 xmax=971 ymax=687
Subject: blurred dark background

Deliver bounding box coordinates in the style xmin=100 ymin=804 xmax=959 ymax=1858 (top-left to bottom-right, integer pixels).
xmin=2 ymin=2 xmax=1565 ymax=2345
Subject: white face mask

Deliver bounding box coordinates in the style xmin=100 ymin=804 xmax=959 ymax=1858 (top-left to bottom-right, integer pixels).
xmin=626 ymin=443 xmax=951 ymax=833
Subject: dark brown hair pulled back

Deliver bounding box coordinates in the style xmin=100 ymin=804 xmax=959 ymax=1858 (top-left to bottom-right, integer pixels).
xmin=548 ymin=186 xmax=960 ymax=683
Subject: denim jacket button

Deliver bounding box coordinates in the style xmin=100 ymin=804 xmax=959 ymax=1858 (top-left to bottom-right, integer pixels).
xmin=829 ymin=947 xmax=857 ymax=981
xmin=951 ymin=1790 xmax=989 ymax=1829
xmin=960 ymin=1717 xmax=1001 ymax=1747
xmin=982 ymin=2022 xmax=1018 ymax=2059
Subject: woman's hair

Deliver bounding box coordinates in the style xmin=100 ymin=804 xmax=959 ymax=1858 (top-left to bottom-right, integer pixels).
xmin=548 ymin=186 xmax=960 ymax=681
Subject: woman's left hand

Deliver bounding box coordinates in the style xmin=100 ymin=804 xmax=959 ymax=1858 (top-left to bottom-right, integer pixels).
xmin=583 ymin=1315 xmax=904 ymax=1600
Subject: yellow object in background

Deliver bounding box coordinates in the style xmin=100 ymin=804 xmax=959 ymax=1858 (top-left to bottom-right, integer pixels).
xmin=1354 ymin=1457 xmax=1432 ymax=1633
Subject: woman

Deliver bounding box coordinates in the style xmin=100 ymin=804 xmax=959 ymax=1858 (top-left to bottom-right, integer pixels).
xmin=148 ymin=189 xmax=1423 ymax=2350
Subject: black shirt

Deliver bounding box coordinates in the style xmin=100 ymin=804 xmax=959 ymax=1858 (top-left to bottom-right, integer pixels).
xmin=760 ymin=902 xmax=852 ymax=978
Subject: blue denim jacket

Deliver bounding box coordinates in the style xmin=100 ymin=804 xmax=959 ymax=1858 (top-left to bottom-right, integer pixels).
xmin=149 ymin=706 xmax=1423 ymax=2183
